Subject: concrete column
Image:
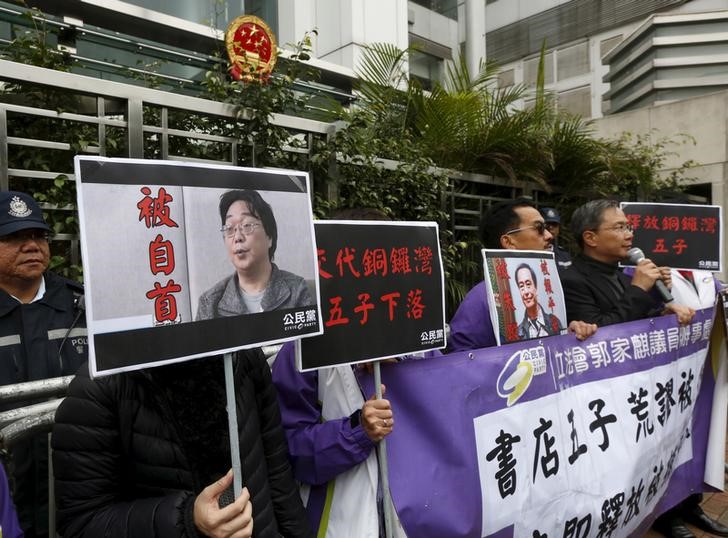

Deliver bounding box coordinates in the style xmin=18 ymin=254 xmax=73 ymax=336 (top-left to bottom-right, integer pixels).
xmin=465 ymin=0 xmax=486 ymax=78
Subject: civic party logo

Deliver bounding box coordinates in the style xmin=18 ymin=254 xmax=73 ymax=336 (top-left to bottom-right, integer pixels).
xmin=496 ymin=345 xmax=546 ymax=406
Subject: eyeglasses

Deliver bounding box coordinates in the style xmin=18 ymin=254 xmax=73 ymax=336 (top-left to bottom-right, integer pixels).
xmin=597 ymin=223 xmax=634 ymax=234
xmin=0 ymin=229 xmax=53 ymax=244
xmin=504 ymin=221 xmax=547 ymax=236
xmin=220 ymin=222 xmax=261 ymax=238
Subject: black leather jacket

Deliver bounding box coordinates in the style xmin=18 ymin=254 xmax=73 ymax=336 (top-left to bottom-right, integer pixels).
xmin=561 ymin=254 xmax=659 ymax=326
xmin=52 ymin=350 xmax=313 ymax=538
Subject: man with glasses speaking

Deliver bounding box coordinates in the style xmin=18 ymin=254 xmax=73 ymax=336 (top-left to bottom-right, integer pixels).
xmin=448 ymin=198 xmax=596 ymax=353
xmin=0 ymin=191 xmax=86 ymax=537
xmin=196 ymin=189 xmax=312 ymax=319
xmin=562 ymin=199 xmax=694 ymax=327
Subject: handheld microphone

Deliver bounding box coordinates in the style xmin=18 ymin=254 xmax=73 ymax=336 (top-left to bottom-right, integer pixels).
xmin=626 ymin=247 xmax=674 ymax=303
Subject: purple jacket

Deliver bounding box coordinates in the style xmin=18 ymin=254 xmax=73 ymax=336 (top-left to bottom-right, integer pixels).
xmin=271 ymin=342 xmax=375 ymax=530
xmin=1 ymin=462 xmax=22 ymax=538
xmin=447 ymin=281 xmax=497 ymax=353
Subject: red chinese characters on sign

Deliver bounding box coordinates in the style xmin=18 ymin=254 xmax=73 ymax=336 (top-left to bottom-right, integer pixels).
xmin=319 ymin=246 xmax=435 ymax=282
xmin=626 ymin=214 xmax=641 ymax=231
xmin=362 ymin=248 xmax=388 ymax=277
xmin=643 ymin=216 xmax=659 ymax=230
xmin=390 ymin=248 xmax=412 ymax=274
xmin=653 ymin=239 xmax=669 ymax=254
xmin=502 ymin=290 xmax=515 ymax=312
xmin=336 ymin=248 xmax=361 ymax=278
xmin=137 ymin=187 xmax=179 ymax=228
xmin=495 ymin=258 xmax=510 ymax=280
xmin=322 ymin=289 xmax=427 ymax=326
xmin=672 ymin=238 xmax=688 ymax=255
xmin=325 ymin=296 xmax=350 ymax=327
xmin=505 ymin=322 xmax=519 ymax=342
xmin=626 ymin=211 xmax=718 ymax=259
xmin=381 ymin=292 xmax=401 ymax=321
xmin=652 ymin=238 xmax=688 ymax=255
xmin=354 ymin=293 xmax=375 ymax=325
xmin=145 ymin=280 xmax=182 ymax=322
xmin=661 ymin=216 xmax=679 ymax=232
xmin=137 ymin=186 xmax=182 ymax=324
xmin=681 ymin=217 xmax=698 ymax=232
xmin=414 ymin=246 xmax=433 ymax=275
xmin=701 ymin=217 xmax=717 ymax=234
xmin=149 ymin=234 xmax=175 ymax=275
xmin=406 ymin=289 xmax=425 ymax=319
xmin=540 ymin=258 xmax=556 ymax=315
xmin=319 ymin=243 xmax=436 ymax=327
xmin=317 ymin=248 xmax=333 ymax=279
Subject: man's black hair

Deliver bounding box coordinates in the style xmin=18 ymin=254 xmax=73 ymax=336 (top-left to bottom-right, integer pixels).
xmin=514 ymin=262 xmax=538 ymax=288
xmin=478 ymin=198 xmax=538 ymax=249
xmin=219 ymin=190 xmax=277 ymax=261
xmin=570 ymin=199 xmax=620 ymax=250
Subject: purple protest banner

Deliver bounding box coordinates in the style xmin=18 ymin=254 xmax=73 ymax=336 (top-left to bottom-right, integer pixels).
xmin=366 ymin=309 xmax=720 ymax=537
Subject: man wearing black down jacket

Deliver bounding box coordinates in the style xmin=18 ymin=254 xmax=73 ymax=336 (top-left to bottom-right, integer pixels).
xmin=51 ymin=350 xmax=313 ymax=538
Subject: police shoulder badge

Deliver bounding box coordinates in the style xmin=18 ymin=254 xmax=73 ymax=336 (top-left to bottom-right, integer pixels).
xmin=225 ymin=15 xmax=277 ymax=82
xmin=8 ymin=196 xmax=32 ymax=218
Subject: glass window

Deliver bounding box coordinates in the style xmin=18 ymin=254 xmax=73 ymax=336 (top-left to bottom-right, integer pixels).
xmin=497 ymin=68 xmax=515 ymax=88
xmin=557 ymin=42 xmax=589 ymax=81
xmin=523 ymin=52 xmax=553 ymax=87
xmin=119 ymin=1 xmax=277 ymax=33
xmin=409 ymin=50 xmax=443 ymax=91
xmin=557 ymin=86 xmax=591 ymax=117
xmin=409 ymin=0 xmax=458 ymax=20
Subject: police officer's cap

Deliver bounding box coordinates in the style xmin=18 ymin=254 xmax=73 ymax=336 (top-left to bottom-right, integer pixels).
xmin=0 ymin=191 xmax=51 ymax=236
xmin=541 ymin=207 xmax=561 ymax=224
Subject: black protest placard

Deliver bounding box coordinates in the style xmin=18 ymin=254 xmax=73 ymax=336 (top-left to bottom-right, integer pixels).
xmin=621 ymin=203 xmax=723 ymax=271
xmin=74 ymin=156 xmax=322 ymax=377
xmin=299 ymin=221 xmax=446 ymax=371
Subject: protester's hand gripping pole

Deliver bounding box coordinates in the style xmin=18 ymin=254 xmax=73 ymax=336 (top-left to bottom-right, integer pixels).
xmin=375 ymin=361 xmax=395 ymax=538
xmin=224 ymin=352 xmax=243 ymax=499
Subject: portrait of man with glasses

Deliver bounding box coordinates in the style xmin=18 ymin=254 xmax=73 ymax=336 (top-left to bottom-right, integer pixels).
xmin=196 ymin=189 xmax=313 ymax=320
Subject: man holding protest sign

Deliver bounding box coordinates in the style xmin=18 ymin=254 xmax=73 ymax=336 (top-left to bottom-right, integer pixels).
xmin=0 ymin=191 xmax=87 ymax=538
xmin=561 ymin=199 xmax=695 ymax=327
xmin=619 ymin=201 xmax=728 ymax=538
xmin=272 ymin=208 xmax=409 ymax=538
xmin=53 ymin=350 xmax=313 ymax=538
xmin=448 ymin=198 xmax=596 ymax=352
xmin=562 ymin=199 xmax=727 ymax=538
xmin=52 ymin=157 xmax=317 ymax=538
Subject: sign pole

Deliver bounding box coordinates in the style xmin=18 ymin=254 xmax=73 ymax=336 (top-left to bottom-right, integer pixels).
xmin=374 ymin=361 xmax=395 ymax=538
xmin=224 ymin=352 xmax=243 ymax=498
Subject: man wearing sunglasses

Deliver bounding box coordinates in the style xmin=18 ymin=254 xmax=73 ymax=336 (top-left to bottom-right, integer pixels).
xmin=0 ymin=190 xmax=86 ymax=538
xmin=447 ymin=198 xmax=596 ymax=353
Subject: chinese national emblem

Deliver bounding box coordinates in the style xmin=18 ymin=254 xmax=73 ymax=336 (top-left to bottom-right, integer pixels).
xmin=8 ymin=196 xmax=32 ymax=218
xmin=225 ymin=15 xmax=277 ymax=82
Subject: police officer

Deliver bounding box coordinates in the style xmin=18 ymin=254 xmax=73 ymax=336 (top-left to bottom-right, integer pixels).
xmin=0 ymin=191 xmax=87 ymax=537
xmin=541 ymin=207 xmax=572 ymax=271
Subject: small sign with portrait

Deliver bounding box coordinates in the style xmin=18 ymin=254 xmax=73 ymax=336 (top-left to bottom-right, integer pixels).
xmin=482 ymin=249 xmax=567 ymax=346
xmin=74 ymin=156 xmax=322 ymax=377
